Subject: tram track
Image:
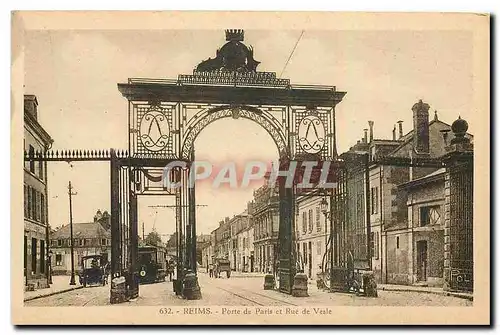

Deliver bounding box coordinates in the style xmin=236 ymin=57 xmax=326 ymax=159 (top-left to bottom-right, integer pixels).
xmin=213 ymin=284 xmax=299 ymax=306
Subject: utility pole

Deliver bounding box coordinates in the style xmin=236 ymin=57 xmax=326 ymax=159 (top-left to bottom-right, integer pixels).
xmin=142 ymin=222 xmax=145 ymax=241
xmin=68 ymin=181 xmax=77 ymax=285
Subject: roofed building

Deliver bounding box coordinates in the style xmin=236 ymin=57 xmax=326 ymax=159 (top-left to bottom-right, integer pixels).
xmin=24 ymin=95 xmax=53 ymax=290
xmin=50 ymin=212 xmax=111 ymax=275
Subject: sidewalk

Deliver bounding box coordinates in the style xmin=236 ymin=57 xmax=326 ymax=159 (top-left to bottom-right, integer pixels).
xmin=378 ymin=283 xmax=473 ymax=301
xmin=199 ymin=270 xmax=264 ymax=278
xmin=24 ymin=275 xmax=83 ymax=302
xmin=230 ymin=272 xmax=264 ymax=278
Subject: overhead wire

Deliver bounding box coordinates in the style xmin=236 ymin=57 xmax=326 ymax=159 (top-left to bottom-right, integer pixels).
xmin=279 ymin=30 xmax=305 ymax=78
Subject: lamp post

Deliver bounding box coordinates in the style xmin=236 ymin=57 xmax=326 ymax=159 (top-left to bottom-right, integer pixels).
xmin=320 ymin=196 xmax=335 ymax=291
xmin=68 ymin=181 xmax=77 ymax=285
xmin=48 ymin=250 xmax=53 ymax=285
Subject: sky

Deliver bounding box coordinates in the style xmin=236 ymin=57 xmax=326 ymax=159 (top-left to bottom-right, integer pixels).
xmin=23 ymin=29 xmax=475 ymax=238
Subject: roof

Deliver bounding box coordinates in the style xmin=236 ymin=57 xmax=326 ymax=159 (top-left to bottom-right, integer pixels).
xmin=398 ymin=168 xmax=446 ymax=189
xmin=390 ymin=119 xmax=473 ymax=157
xmin=51 ymin=222 xmax=110 ymax=239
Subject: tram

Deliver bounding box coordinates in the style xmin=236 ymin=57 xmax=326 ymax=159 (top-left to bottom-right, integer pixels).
xmin=137 ymin=244 xmax=167 ymax=284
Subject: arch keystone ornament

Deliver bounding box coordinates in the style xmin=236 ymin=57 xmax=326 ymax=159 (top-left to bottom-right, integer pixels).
xmin=139 ymin=106 xmax=171 ymax=152
xmin=298 ymin=113 xmax=326 ymax=154
xmin=117 ymin=29 xmax=346 ymax=299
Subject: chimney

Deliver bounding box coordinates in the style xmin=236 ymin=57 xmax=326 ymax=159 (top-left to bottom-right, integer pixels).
xmin=412 ymin=99 xmax=430 ymax=154
xmin=368 ymin=121 xmax=374 ymax=142
xmin=392 ymin=125 xmax=396 ymax=141
xmin=24 ymin=95 xmax=38 ymax=120
xmin=363 ymin=129 xmax=368 ymax=143
xmin=397 ymin=120 xmax=404 ymax=139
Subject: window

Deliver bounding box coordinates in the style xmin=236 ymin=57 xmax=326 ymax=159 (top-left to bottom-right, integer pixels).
xmin=31 ymin=238 xmax=37 ymax=273
xmin=27 ymin=186 xmax=32 ymax=220
xmin=80 ymin=239 xmax=84 ymax=246
xmin=56 ymin=254 xmax=63 ymax=266
xmin=57 ymin=239 xmax=62 ymax=247
xmin=29 ymin=145 xmax=35 ymax=173
xmin=38 ymin=160 xmax=44 ymax=180
xmin=370 ymin=232 xmax=375 ymax=258
xmin=308 ymin=209 xmax=313 ymax=232
xmin=375 ymin=232 xmax=379 ymax=260
xmin=40 ymin=193 xmax=45 ymax=224
xmin=420 ymin=206 xmax=441 ymax=227
xmin=302 ymin=242 xmax=307 ymax=264
xmin=316 ymin=207 xmax=321 ymax=232
xmin=316 ymin=241 xmax=322 ymax=256
xmin=302 ymin=212 xmax=307 ymax=233
xmin=35 ymin=191 xmax=41 ymax=222
xmin=371 ymin=187 xmax=379 ymax=214
xmin=85 ymin=239 xmax=91 ymax=246
xmin=24 ymin=236 xmax=27 ymax=272
xmin=101 ymin=239 xmax=107 ymax=246
xmin=31 ymin=188 xmax=37 ymax=220
xmin=396 ymin=236 xmax=400 ymax=249
xmin=40 ymin=240 xmax=45 ymax=274
xmin=24 ymin=185 xmax=28 ymax=218
xmin=68 ymin=239 xmax=72 ymax=247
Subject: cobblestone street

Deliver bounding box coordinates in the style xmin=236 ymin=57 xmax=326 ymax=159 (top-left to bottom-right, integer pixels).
xmin=25 ymin=273 xmax=472 ymax=307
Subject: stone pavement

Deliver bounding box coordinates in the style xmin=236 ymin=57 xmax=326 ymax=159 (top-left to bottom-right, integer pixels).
xmin=378 ymin=283 xmax=473 ymax=301
xmin=24 ymin=275 xmax=83 ymax=302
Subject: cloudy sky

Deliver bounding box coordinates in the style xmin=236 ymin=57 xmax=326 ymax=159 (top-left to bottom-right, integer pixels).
xmin=24 ymin=29 xmax=474 ymax=238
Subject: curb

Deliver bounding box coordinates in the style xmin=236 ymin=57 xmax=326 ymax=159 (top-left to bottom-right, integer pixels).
xmin=379 ymin=287 xmax=473 ymax=301
xmin=24 ymin=285 xmax=84 ymax=302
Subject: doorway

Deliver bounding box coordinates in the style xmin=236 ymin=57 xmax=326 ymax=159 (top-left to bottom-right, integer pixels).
xmin=416 ymin=240 xmax=428 ymax=282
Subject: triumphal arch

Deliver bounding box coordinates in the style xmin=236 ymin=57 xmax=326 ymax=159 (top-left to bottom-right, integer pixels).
xmin=111 ymin=29 xmax=346 ymax=302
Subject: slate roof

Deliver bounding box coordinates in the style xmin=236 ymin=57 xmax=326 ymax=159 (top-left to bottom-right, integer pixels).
xmin=51 ymin=222 xmax=110 ymax=239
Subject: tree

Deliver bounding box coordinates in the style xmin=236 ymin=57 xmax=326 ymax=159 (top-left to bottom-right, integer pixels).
xmin=145 ymin=230 xmax=162 ymax=246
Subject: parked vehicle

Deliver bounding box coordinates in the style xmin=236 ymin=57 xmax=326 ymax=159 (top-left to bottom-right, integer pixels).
xmin=78 ymin=255 xmax=108 ymax=287
xmin=213 ymin=258 xmax=231 ymax=278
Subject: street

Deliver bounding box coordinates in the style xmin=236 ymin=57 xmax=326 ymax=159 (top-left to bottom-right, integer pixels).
xmin=25 ymin=273 xmax=472 ymax=307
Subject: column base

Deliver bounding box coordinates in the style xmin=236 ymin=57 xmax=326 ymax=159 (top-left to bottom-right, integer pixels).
xmin=182 ymin=272 xmax=202 ymax=300
xmin=263 ymin=274 xmax=275 ymax=290
xmin=362 ymin=272 xmax=378 ymax=298
xmin=291 ymin=273 xmax=309 ymax=297
xmin=110 ymin=276 xmax=130 ymax=304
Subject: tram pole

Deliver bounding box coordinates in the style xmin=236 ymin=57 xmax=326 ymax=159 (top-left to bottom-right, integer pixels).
xmin=68 ymin=181 xmax=77 ymax=285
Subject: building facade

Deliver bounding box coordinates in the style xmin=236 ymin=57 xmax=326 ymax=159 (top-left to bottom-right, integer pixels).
xmin=251 ymin=177 xmax=279 ymax=273
xmin=229 ymin=208 xmax=254 ymax=272
xmin=24 ymin=95 xmax=53 ymax=290
xmin=391 ymin=169 xmax=446 ymax=286
xmin=295 ymin=191 xmax=330 ymax=280
xmin=338 ymin=100 xmax=473 ymax=288
xmin=50 ymin=211 xmax=111 ymax=275
xmin=214 ymin=217 xmax=231 ymax=261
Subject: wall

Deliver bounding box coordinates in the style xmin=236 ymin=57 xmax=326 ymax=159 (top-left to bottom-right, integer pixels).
xmin=296 ymin=194 xmax=330 ymax=280
xmin=413 ymin=231 xmax=444 ymax=286
xmin=24 ymin=123 xmax=50 ymax=289
xmin=386 ymin=231 xmax=411 ymax=284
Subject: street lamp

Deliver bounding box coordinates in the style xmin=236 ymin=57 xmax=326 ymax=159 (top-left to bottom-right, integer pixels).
xmin=48 ymin=250 xmax=53 ymax=285
xmin=68 ymin=181 xmax=77 ymax=285
xmin=320 ymin=196 xmax=335 ymax=291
